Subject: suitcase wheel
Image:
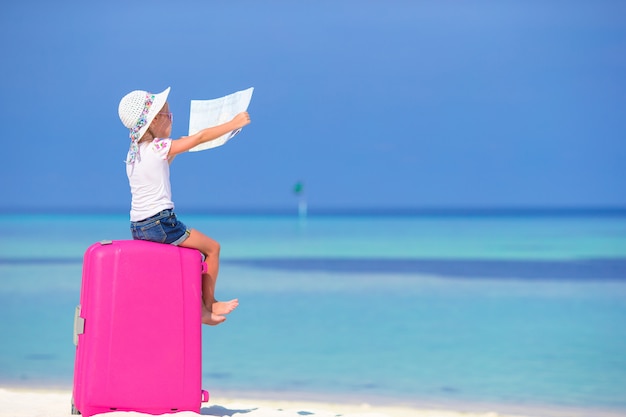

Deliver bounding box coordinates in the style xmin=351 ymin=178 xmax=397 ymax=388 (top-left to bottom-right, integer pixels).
xmin=71 ymin=397 xmax=81 ymax=415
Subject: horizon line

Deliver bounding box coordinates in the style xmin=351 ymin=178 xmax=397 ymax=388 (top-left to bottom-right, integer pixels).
xmin=1 ymin=205 xmax=625 ymax=217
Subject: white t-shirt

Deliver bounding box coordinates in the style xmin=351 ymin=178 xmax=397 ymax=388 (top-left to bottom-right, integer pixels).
xmin=126 ymin=138 xmax=174 ymax=222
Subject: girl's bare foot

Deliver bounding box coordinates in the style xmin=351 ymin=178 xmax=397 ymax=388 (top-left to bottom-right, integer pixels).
xmin=213 ymin=299 xmax=239 ymax=315
xmin=202 ymin=303 xmax=226 ymax=326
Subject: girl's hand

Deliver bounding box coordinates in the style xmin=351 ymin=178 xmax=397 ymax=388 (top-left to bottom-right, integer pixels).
xmin=231 ymin=112 xmax=251 ymax=129
xmin=168 ymin=111 xmax=251 ymax=157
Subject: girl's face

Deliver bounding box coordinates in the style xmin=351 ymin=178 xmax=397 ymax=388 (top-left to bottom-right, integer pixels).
xmin=152 ymin=102 xmax=173 ymax=138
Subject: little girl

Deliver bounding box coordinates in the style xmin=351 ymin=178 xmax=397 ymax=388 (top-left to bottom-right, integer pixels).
xmin=118 ymin=86 xmax=251 ymax=325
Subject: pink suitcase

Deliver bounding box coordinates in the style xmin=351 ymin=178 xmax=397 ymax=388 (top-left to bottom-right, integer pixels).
xmin=72 ymin=240 xmax=209 ymax=416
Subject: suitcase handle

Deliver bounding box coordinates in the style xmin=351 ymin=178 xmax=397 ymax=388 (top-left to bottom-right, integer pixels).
xmin=73 ymin=305 xmax=85 ymax=346
xmin=201 ymin=390 xmax=209 ymax=403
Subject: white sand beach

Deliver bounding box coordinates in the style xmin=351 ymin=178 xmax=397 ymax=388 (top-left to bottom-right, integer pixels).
xmin=0 ymin=387 xmax=539 ymax=417
xmin=4 ymin=387 xmax=626 ymax=417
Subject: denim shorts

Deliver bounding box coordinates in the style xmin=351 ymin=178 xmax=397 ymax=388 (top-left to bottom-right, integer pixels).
xmin=130 ymin=209 xmax=190 ymax=246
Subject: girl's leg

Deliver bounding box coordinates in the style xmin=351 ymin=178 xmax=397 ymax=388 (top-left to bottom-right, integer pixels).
xmin=179 ymin=228 xmax=238 ymax=325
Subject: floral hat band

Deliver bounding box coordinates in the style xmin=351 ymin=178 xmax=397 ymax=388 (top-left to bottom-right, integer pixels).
xmin=118 ymin=87 xmax=171 ymax=164
xmin=130 ymin=93 xmax=155 ymax=142
xmin=124 ymin=93 xmax=154 ymax=164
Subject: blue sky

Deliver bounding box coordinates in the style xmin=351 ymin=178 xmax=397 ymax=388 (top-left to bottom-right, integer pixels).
xmin=1 ymin=1 xmax=624 ymax=212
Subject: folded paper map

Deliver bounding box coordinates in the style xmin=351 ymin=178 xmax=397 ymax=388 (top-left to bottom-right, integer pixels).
xmin=188 ymin=87 xmax=254 ymax=152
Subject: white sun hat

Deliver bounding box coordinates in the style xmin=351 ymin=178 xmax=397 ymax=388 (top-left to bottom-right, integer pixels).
xmin=119 ymin=87 xmax=170 ymax=164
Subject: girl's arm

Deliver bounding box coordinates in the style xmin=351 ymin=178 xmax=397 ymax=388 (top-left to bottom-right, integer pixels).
xmin=168 ymin=112 xmax=251 ymax=157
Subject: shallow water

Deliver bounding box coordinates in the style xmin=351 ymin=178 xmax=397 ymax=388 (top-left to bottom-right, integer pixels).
xmin=0 ymin=212 xmax=625 ymax=413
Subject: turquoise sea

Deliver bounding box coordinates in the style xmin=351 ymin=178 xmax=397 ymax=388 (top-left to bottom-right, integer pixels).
xmin=0 ymin=210 xmax=625 ymax=416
